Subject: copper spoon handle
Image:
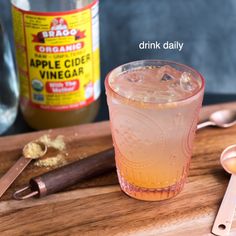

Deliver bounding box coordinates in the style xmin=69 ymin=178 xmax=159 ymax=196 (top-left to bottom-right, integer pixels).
xmin=212 ymin=175 xmax=236 ymax=236
xmin=0 ymin=157 xmax=31 ymax=198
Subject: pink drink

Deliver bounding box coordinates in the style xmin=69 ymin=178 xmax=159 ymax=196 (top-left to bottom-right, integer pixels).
xmin=105 ymin=60 xmax=205 ymax=201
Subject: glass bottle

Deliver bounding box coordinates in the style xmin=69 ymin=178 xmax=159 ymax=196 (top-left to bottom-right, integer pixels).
xmin=11 ymin=0 xmax=100 ymax=129
xmin=0 ymin=20 xmax=19 ymax=134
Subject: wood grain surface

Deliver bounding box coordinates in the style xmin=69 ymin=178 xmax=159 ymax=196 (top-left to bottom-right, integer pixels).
xmin=0 ymin=101 xmax=236 ymax=236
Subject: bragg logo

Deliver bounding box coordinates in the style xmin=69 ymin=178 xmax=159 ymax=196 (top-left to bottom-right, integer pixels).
xmin=32 ymin=17 xmax=86 ymax=42
xmin=50 ymin=18 xmax=68 ymax=31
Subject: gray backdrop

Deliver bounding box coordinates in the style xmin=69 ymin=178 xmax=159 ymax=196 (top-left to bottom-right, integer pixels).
xmin=1 ymin=0 xmax=236 ymax=93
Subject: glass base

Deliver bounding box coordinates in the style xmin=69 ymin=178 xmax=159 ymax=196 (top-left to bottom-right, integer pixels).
xmin=117 ymin=171 xmax=186 ymax=201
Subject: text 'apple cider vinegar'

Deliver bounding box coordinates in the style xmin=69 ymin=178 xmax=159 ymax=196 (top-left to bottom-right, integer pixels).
xmin=11 ymin=0 xmax=100 ymax=129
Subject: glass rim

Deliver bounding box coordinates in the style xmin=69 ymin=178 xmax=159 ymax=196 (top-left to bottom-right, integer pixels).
xmin=105 ymin=59 xmax=205 ymax=107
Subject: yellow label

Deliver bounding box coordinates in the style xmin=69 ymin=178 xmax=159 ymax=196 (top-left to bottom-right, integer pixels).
xmin=12 ymin=0 xmax=100 ymax=111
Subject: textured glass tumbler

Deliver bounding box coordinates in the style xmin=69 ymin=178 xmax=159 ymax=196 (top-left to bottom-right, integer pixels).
xmin=105 ymin=60 xmax=205 ymax=201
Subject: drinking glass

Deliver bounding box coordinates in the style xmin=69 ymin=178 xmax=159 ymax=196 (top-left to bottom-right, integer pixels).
xmin=105 ymin=60 xmax=205 ymax=201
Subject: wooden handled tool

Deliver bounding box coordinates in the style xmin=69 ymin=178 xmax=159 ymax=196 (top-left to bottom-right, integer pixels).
xmin=14 ymin=148 xmax=115 ymax=199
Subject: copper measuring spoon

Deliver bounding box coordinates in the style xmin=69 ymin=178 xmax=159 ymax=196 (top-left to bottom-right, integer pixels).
xmin=0 ymin=141 xmax=47 ymax=198
xmin=197 ymin=109 xmax=236 ymax=130
xmin=212 ymin=145 xmax=236 ymax=236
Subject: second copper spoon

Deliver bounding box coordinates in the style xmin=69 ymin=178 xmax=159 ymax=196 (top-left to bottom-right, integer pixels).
xmin=212 ymin=145 xmax=236 ymax=236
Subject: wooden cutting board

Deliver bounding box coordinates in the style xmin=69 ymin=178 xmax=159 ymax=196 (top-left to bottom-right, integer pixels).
xmin=1 ymin=102 xmax=236 ymax=236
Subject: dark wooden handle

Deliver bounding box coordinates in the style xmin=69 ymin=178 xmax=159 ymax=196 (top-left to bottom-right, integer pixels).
xmin=30 ymin=148 xmax=115 ymax=197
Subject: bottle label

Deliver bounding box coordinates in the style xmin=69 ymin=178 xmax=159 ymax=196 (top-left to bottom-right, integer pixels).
xmin=12 ymin=0 xmax=100 ymax=111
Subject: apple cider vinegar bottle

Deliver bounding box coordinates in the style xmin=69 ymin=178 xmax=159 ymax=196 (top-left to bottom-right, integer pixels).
xmin=11 ymin=0 xmax=100 ymax=129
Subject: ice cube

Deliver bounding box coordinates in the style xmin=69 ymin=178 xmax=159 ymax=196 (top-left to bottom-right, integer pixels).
xmin=159 ymin=65 xmax=182 ymax=79
xmin=180 ymin=72 xmax=194 ymax=91
xmin=161 ymin=73 xmax=173 ymax=82
xmin=126 ymin=72 xmax=143 ymax=83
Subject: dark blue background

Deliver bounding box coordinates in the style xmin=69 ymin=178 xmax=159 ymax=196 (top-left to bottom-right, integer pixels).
xmin=1 ymin=0 xmax=236 ymax=93
xmin=1 ymin=0 xmax=236 ymax=135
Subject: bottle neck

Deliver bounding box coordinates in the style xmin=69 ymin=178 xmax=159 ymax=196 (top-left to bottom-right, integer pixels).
xmin=11 ymin=0 xmax=95 ymax=12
